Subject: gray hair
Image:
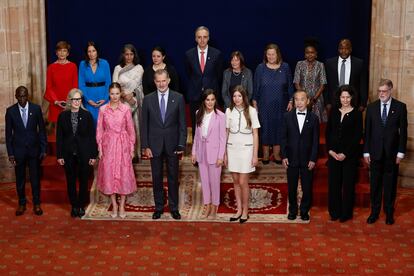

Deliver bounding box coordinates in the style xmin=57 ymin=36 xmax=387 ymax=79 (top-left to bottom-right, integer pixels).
xmin=66 ymin=88 xmax=86 ymax=110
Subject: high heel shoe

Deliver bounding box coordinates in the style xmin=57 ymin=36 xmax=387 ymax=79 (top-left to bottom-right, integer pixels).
xmin=119 ymin=208 xmax=127 ymax=219
xmin=110 ymin=204 xmax=118 ymax=218
xmin=229 ymin=214 xmax=242 ymax=222
xmin=240 ymin=215 xmax=249 ymax=224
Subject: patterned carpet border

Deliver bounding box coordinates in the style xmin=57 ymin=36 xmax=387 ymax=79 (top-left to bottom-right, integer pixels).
xmin=83 ymin=159 xmax=308 ymax=224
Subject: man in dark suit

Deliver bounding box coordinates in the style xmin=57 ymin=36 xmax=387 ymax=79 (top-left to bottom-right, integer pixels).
xmin=5 ymin=86 xmax=47 ymax=216
xmin=141 ymin=69 xmax=187 ymax=220
xmin=364 ymin=79 xmax=407 ymax=225
xmin=185 ymin=26 xmax=223 ymax=138
xmin=325 ymin=39 xmax=368 ymax=112
xmin=281 ymin=91 xmax=319 ymax=221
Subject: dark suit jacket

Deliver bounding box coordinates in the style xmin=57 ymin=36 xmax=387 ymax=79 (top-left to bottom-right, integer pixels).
xmin=326 ymin=108 xmax=363 ymax=159
xmin=141 ymin=90 xmax=187 ymax=157
xmin=324 ymin=56 xmax=367 ymax=107
xmin=363 ymin=99 xmax=407 ymax=160
xmin=5 ymin=102 xmax=47 ymax=159
xmin=185 ymin=46 xmax=223 ymax=102
xmin=56 ymin=108 xmax=98 ymax=162
xmin=280 ymin=109 xmax=319 ymax=167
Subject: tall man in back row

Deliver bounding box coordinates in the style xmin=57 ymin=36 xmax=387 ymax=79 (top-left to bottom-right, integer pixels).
xmin=5 ymin=86 xmax=47 ymax=216
xmin=364 ymin=79 xmax=407 ymax=225
xmin=185 ymin=26 xmax=223 ymax=138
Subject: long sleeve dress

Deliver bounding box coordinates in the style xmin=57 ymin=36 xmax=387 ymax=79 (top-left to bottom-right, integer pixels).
xmin=112 ymin=64 xmax=144 ymax=157
xmin=253 ymin=62 xmax=294 ymax=145
xmin=44 ymin=62 xmax=78 ymax=122
xmin=96 ymin=103 xmax=137 ymax=195
xmin=78 ymin=58 xmax=111 ymax=125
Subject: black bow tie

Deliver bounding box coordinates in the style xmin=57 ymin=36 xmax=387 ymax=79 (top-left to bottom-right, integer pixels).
xmin=297 ymin=112 xmax=306 ymax=115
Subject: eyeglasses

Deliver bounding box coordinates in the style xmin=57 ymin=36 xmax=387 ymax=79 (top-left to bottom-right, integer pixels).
xmin=378 ymin=89 xmax=391 ymax=93
xmin=71 ymin=98 xmax=82 ymax=102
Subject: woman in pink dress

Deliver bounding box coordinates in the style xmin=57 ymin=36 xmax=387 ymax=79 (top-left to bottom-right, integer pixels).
xmin=96 ymin=82 xmax=136 ymax=219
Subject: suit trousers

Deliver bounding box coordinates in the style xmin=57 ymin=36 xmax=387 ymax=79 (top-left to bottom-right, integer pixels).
xmin=287 ymin=166 xmax=313 ymax=215
xmin=63 ymin=154 xmax=90 ymax=208
xmin=150 ymin=152 xmax=179 ymax=212
xmin=198 ymin=139 xmax=221 ymax=205
xmin=328 ymin=157 xmax=358 ymax=219
xmin=15 ymin=153 xmax=41 ymax=205
xmin=189 ymin=101 xmax=201 ymax=139
xmin=369 ymin=156 xmax=399 ymax=216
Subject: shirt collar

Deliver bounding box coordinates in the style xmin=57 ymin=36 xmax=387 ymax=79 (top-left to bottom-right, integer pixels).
xmin=197 ymin=45 xmax=208 ymax=54
xmin=381 ymin=97 xmax=392 ymax=106
xmin=158 ymin=89 xmax=169 ymax=97
xmin=339 ymin=56 xmax=351 ymax=63
xmin=19 ymin=102 xmax=29 ymax=110
xmin=296 ymin=109 xmax=307 ymax=115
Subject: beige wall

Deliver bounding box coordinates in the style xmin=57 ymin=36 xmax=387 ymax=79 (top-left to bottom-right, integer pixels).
xmin=0 ymin=0 xmax=46 ymax=182
xmin=370 ymin=0 xmax=414 ymax=186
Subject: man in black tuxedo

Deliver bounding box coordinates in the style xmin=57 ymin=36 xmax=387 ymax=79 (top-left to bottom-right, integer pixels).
xmin=325 ymin=39 xmax=368 ymax=111
xmin=141 ymin=69 xmax=187 ymax=220
xmin=185 ymin=26 xmax=223 ymax=138
xmin=5 ymin=86 xmax=47 ymax=216
xmin=281 ymin=91 xmax=319 ymax=221
xmin=364 ymin=79 xmax=407 ymax=225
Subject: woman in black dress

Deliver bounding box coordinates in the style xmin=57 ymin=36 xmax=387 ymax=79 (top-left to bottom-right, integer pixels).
xmin=326 ymin=85 xmax=363 ymax=222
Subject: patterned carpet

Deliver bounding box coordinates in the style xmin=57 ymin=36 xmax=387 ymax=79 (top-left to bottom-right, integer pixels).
xmin=0 ymin=182 xmax=413 ymax=275
xmin=84 ymin=159 xmax=305 ymax=223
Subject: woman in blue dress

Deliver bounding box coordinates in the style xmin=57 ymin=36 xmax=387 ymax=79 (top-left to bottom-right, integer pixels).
xmin=253 ymin=43 xmax=294 ymax=164
xmin=78 ymin=41 xmax=111 ymax=125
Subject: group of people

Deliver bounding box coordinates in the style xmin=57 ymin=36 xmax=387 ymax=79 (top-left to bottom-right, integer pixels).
xmin=5 ymin=26 xmax=407 ymax=226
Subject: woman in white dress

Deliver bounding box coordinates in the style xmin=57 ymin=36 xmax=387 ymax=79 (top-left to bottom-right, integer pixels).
xmin=112 ymin=44 xmax=144 ymax=162
xmin=224 ymin=85 xmax=260 ymax=223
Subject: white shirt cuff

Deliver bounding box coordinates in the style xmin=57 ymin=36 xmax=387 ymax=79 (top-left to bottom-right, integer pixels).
xmin=397 ymin=152 xmax=405 ymax=159
xmin=363 ymin=153 xmax=370 ymax=157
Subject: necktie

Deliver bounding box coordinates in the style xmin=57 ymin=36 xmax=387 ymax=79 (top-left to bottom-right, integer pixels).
xmin=381 ymin=103 xmax=387 ymax=126
xmin=297 ymin=112 xmax=306 ymax=115
xmin=21 ymin=108 xmax=27 ymax=127
xmin=200 ymin=51 xmax=205 ymax=73
xmin=160 ymin=93 xmax=166 ymax=122
xmin=339 ymin=59 xmax=346 ymax=85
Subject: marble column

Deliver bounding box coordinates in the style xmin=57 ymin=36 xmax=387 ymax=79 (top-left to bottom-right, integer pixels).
xmin=370 ymin=0 xmax=414 ymax=186
xmin=0 ymin=0 xmax=46 ymax=182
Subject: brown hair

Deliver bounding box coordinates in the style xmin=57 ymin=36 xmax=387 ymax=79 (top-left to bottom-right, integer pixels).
xmin=228 ymin=51 xmax=246 ymax=70
xmin=379 ymin=78 xmax=393 ymax=89
xmin=56 ymin=41 xmax=71 ymax=52
xmin=195 ymin=89 xmax=217 ymax=127
xmin=230 ymin=85 xmax=252 ymax=128
xmin=263 ymin=43 xmax=282 ymax=64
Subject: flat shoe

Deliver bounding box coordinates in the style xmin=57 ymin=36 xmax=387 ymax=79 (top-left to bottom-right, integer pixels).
xmin=229 ymin=214 xmax=242 ymax=222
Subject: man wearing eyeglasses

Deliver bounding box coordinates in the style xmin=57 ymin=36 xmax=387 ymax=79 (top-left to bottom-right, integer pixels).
xmin=5 ymin=86 xmax=47 ymax=216
xmin=363 ymin=79 xmax=407 ymax=225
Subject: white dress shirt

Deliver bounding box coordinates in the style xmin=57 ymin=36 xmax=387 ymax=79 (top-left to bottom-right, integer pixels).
xmin=296 ymin=109 xmax=307 ymax=133
xmin=197 ymin=45 xmax=208 ymax=66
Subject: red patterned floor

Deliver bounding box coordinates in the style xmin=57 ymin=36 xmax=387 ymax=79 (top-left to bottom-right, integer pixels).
xmin=1 ymin=184 xmax=413 ymax=275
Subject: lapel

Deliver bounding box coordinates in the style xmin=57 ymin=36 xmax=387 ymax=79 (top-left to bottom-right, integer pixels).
xmin=385 ymin=98 xmax=396 ymax=126
xmin=375 ymin=100 xmax=382 ymax=124
xmin=302 ymin=111 xmax=312 ymax=135
xmin=152 ymin=92 xmax=163 ymax=124
xmin=292 ymin=109 xmax=300 ymax=135
xmin=164 ymin=91 xmax=176 ymax=122
xmin=349 ymin=56 xmax=355 ymax=84
xmin=333 ymin=58 xmax=339 ymax=85
xmin=193 ymin=48 xmax=203 ymax=75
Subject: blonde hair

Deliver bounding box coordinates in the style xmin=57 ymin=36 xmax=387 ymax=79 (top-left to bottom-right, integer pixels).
xmin=66 ymin=88 xmax=86 ymax=110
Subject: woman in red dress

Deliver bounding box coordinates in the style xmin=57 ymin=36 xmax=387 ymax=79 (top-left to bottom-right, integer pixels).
xmin=44 ymin=41 xmax=78 ymax=125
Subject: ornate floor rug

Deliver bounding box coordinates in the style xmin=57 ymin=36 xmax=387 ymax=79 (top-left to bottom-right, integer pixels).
xmin=83 ymin=159 xmax=307 ymax=223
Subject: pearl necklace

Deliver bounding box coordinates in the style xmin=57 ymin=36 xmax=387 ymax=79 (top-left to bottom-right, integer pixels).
xmin=232 ymin=70 xmax=241 ymax=76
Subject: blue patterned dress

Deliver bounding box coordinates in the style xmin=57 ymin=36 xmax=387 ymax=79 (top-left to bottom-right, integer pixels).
xmin=253 ymin=62 xmax=294 ymax=145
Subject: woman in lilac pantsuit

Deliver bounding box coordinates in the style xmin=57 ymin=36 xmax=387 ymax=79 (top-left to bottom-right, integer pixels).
xmin=191 ymin=89 xmax=226 ymax=219
xmin=96 ymin=82 xmax=136 ymax=219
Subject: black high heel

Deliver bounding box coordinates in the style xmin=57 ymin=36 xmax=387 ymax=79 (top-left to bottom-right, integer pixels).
xmin=229 ymin=214 xmax=242 ymax=222
xmin=240 ymin=215 xmax=249 ymax=224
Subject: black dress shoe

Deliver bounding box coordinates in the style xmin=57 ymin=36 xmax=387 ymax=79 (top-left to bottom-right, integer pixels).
xmin=33 ymin=205 xmax=43 ymax=216
xmin=78 ymin=207 xmax=85 ymax=217
xmin=330 ymin=216 xmax=339 ymax=221
xmin=171 ymin=211 xmax=181 ymax=220
xmin=152 ymin=211 xmax=163 ymax=220
xmin=287 ymin=213 xmax=297 ymax=220
xmin=239 ymin=215 xmax=249 ymax=224
xmin=385 ymin=215 xmax=395 ymax=225
xmin=15 ymin=205 xmax=26 ymax=216
xmin=300 ymin=213 xmax=310 ymax=221
xmin=366 ymin=214 xmax=379 ymax=224
xmin=339 ymin=216 xmax=351 ymax=223
xmin=71 ymin=207 xmax=79 ymax=217
xmin=229 ymin=214 xmax=242 ymax=222
xmin=262 ymin=159 xmax=270 ymax=165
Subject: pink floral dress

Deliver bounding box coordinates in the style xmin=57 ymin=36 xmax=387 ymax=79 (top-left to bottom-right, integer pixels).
xmin=96 ymin=103 xmax=136 ymax=195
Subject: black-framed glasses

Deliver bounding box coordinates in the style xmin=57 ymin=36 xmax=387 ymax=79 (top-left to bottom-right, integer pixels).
xmin=71 ymin=98 xmax=82 ymax=101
